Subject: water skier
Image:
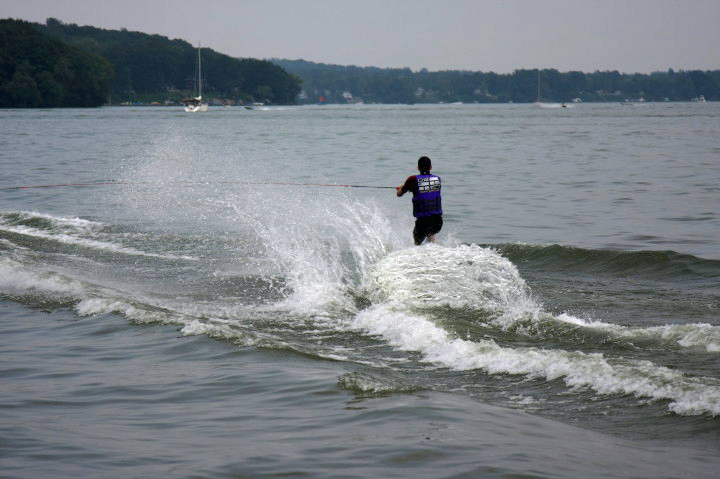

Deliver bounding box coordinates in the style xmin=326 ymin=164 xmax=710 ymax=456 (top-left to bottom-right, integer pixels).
xmin=396 ymin=156 xmax=443 ymax=245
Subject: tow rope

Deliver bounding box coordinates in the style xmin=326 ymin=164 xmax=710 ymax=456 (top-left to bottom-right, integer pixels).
xmin=1 ymin=180 xmax=395 ymax=191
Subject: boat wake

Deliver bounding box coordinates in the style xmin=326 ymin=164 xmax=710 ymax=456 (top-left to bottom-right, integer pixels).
xmin=2 ymin=203 xmax=720 ymax=416
xmin=348 ymin=244 xmax=720 ymax=416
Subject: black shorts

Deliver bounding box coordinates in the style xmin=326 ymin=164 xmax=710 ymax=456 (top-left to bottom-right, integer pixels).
xmin=413 ymin=214 xmax=443 ymax=244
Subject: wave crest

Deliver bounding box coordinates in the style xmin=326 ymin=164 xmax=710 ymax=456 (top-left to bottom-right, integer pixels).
xmin=364 ymin=243 xmax=538 ymax=316
xmin=492 ymin=243 xmax=720 ymax=280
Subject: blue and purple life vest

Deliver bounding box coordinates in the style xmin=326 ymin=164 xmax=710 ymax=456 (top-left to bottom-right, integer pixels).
xmin=412 ymin=174 xmax=442 ymax=218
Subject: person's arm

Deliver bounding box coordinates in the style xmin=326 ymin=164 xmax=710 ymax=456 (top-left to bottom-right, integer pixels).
xmin=396 ymin=176 xmax=414 ymax=197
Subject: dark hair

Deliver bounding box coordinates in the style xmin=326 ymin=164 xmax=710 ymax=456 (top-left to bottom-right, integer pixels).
xmin=418 ymin=156 xmax=432 ymax=174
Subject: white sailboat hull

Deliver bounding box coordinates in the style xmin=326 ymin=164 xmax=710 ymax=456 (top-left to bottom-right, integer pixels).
xmin=184 ymin=103 xmax=208 ymax=113
xmin=185 ymin=44 xmax=208 ymax=113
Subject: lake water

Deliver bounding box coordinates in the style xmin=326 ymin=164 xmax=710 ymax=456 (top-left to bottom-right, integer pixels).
xmin=1 ymin=103 xmax=719 ymax=478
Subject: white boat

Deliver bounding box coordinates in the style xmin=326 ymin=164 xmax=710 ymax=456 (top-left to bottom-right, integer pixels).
xmin=184 ymin=44 xmax=208 ymax=112
xmin=535 ymin=70 xmax=571 ymax=108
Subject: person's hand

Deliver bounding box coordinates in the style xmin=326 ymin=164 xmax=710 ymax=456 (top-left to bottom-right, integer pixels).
xmin=396 ymin=186 xmax=403 ymax=197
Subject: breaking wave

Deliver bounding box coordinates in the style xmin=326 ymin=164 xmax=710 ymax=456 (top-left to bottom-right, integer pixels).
xmin=2 ymin=207 xmax=720 ymax=416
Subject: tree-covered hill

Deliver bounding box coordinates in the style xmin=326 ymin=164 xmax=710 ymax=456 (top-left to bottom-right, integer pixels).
xmin=0 ymin=19 xmax=112 ymax=107
xmin=273 ymin=58 xmax=720 ymax=104
xmin=3 ymin=16 xmax=717 ymax=108
xmin=35 ymin=18 xmax=301 ymax=105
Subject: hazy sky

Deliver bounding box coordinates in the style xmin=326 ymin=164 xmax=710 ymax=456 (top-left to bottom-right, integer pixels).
xmin=3 ymin=0 xmax=719 ymax=73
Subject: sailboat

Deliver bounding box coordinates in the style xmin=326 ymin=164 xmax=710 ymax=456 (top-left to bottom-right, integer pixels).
xmin=184 ymin=44 xmax=208 ymax=112
xmin=536 ymin=69 xmax=569 ymax=108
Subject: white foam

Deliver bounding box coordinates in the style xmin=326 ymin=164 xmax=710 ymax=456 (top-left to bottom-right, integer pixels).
xmin=556 ymin=313 xmax=720 ymax=352
xmin=73 ymin=297 xmax=164 ymax=324
xmin=350 ymin=304 xmax=720 ymax=416
xmin=0 ymin=212 xmax=194 ymax=260
xmin=363 ymin=243 xmax=541 ymax=325
xmin=13 ymin=210 xmax=101 ymax=229
xmin=350 ymin=243 xmax=720 ymax=415
xmin=0 ymin=238 xmax=28 ymax=251
xmin=666 ymin=323 xmax=720 ymax=352
xmin=0 ymin=257 xmax=85 ymax=295
xmin=231 ymin=187 xmax=400 ymax=315
xmin=0 ymin=256 xmax=182 ymax=326
xmin=180 ymin=319 xmax=258 ymax=345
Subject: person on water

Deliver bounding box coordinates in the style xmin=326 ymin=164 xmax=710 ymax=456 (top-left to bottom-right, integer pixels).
xmin=396 ymin=156 xmax=443 ymax=245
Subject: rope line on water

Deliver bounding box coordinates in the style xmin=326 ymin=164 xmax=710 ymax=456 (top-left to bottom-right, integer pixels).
xmin=0 ymin=180 xmax=396 ymax=191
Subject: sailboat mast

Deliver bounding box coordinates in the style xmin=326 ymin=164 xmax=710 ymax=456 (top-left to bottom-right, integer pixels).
xmin=197 ymin=44 xmax=202 ymax=100
xmin=184 ymin=42 xmax=208 ymax=111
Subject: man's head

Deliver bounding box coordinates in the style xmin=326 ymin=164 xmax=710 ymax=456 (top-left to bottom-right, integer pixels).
xmin=418 ymin=156 xmax=432 ymax=175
